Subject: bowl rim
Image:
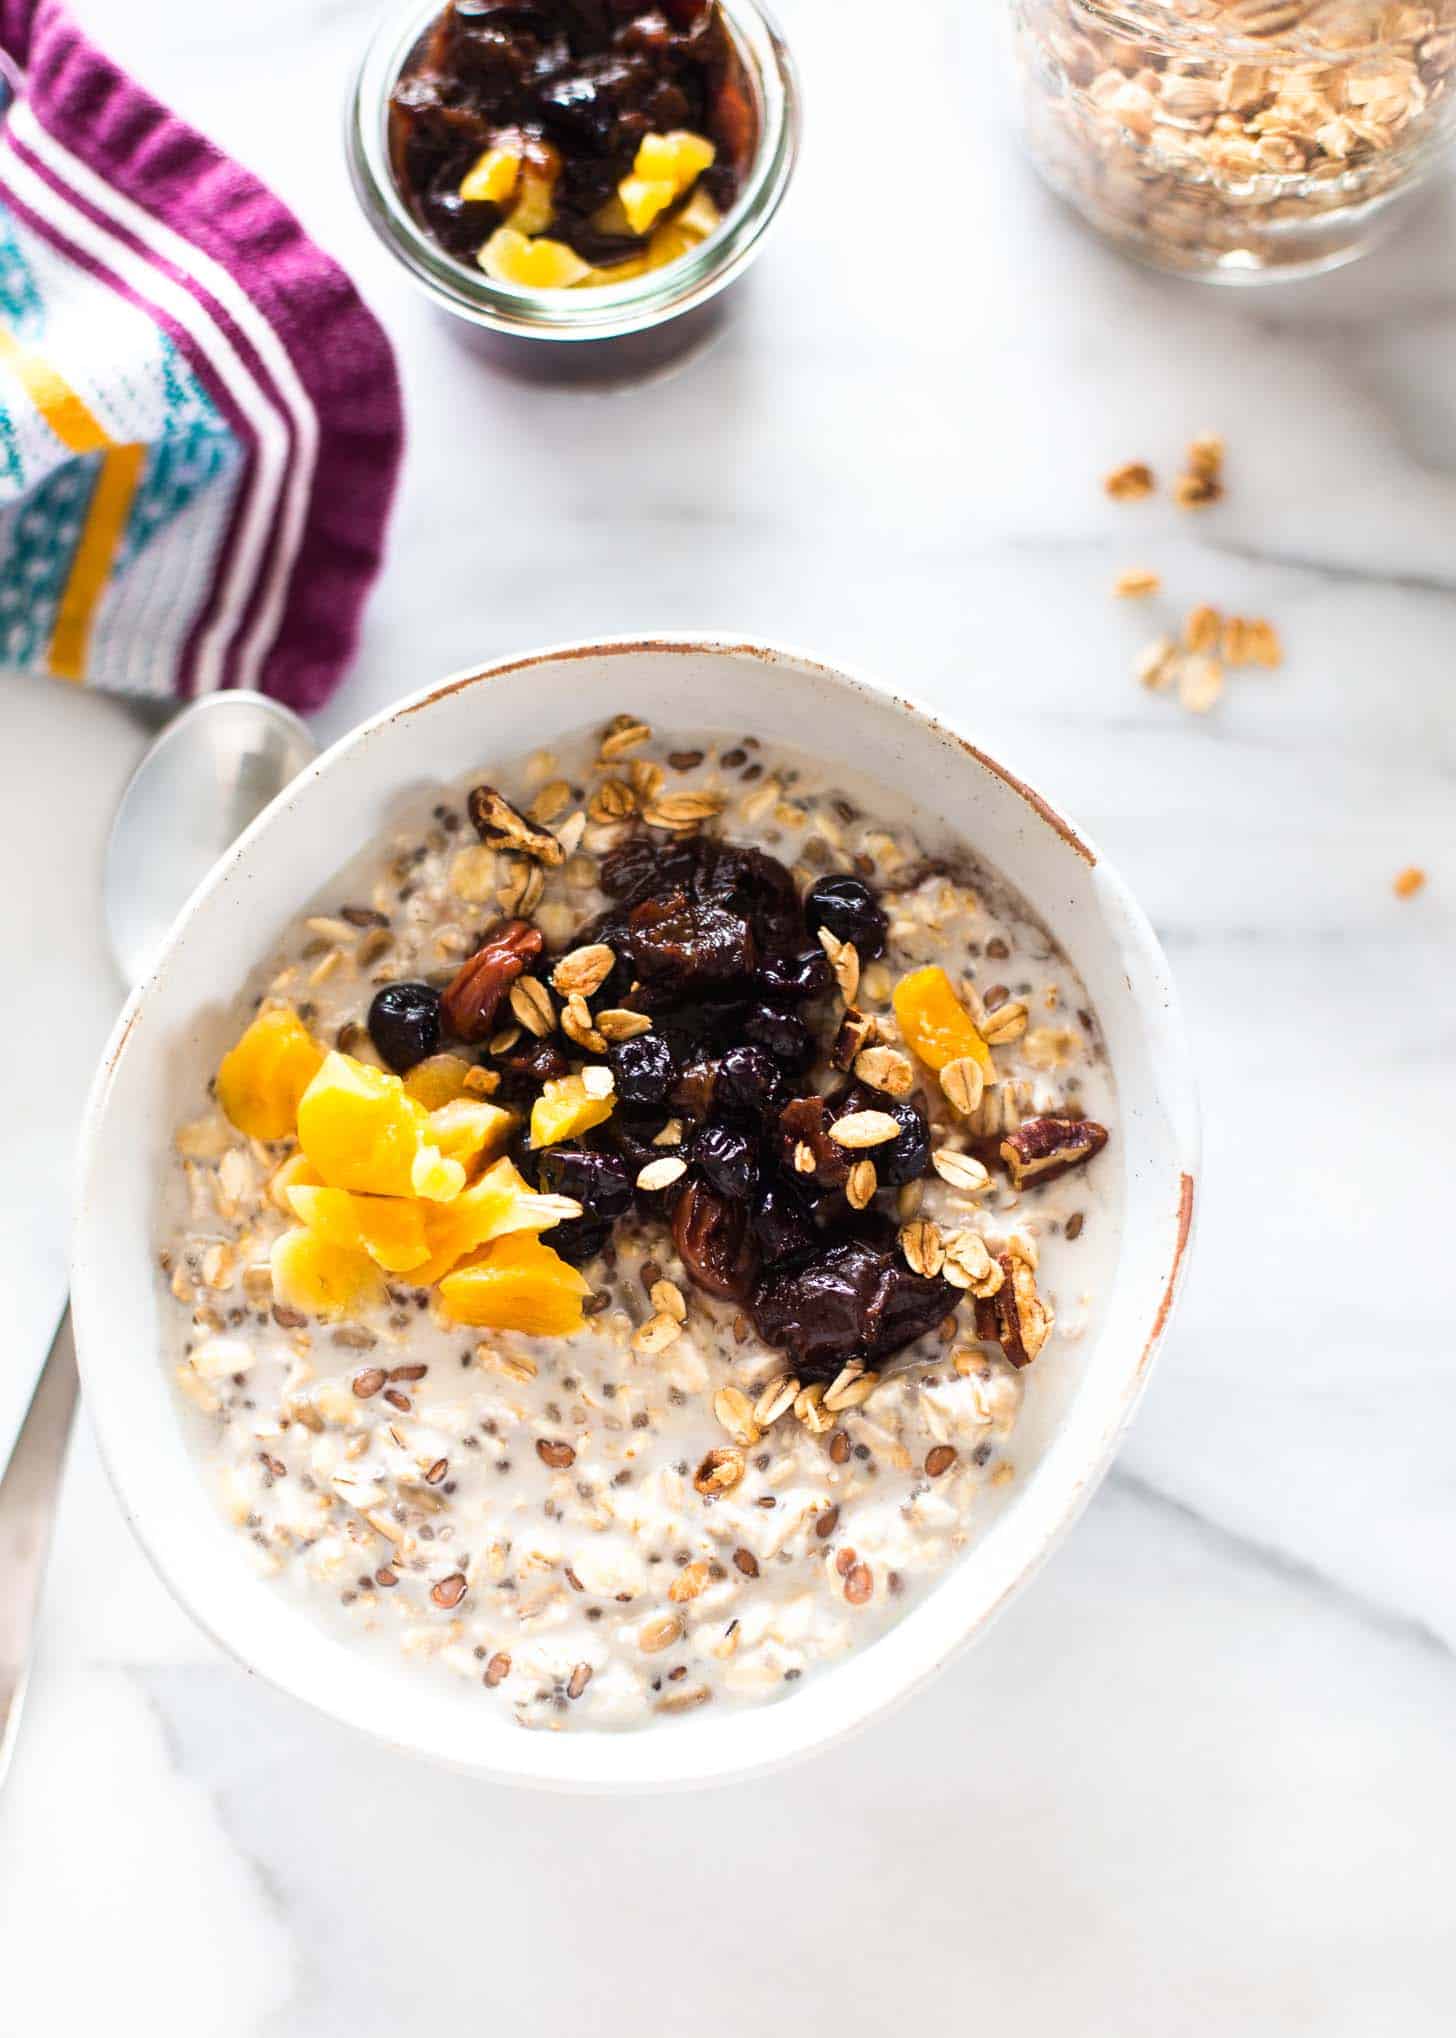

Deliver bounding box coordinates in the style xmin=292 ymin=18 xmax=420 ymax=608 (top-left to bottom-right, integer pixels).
xmin=73 ymin=634 xmax=1199 ymax=1790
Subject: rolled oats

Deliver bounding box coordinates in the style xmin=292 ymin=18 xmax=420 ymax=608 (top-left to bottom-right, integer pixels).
xmin=1015 ymin=0 xmax=1456 ymax=277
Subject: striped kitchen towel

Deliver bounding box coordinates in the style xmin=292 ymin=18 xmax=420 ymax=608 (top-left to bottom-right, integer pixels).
xmin=0 ymin=0 xmax=402 ymax=708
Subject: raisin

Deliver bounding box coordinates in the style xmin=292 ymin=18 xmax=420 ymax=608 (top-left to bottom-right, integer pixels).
xmin=689 ymin=1123 xmax=758 ymax=1200
xmin=749 ymin=1239 xmax=954 ymax=1379
xmin=366 ymin=982 xmax=442 ymax=1073
xmin=607 ymin=1030 xmax=675 ymax=1106
xmin=534 ymin=1145 xmax=634 ymax=1221
xmin=715 ymin=1043 xmax=782 ymax=1121
xmin=744 ymin=1001 xmax=812 ymax=1068
xmin=671 ymin=1179 xmax=760 ymax=1301
xmin=609 ymin=1113 xmax=683 ymax=1179
xmin=756 ymin=947 xmax=832 ymax=1001
xmin=751 ymin=1178 xmax=819 ymax=1265
xmin=549 ymin=1216 xmax=613 ymax=1267
xmin=804 ymin=875 xmax=888 ymax=960
xmin=493 ymin=1036 xmax=571 ymax=1101
xmin=669 ymin=1053 xmax=719 ymax=1123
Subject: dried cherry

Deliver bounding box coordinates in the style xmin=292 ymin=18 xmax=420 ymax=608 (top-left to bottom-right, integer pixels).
xmin=751 ymin=1179 xmax=819 ymax=1266
xmin=744 ymin=1001 xmax=812 ymax=1069
xmin=607 ymin=1030 xmax=676 ymax=1106
xmin=534 ymin=1144 xmax=634 ymax=1221
xmin=804 ymin=874 xmax=888 ymax=960
xmin=689 ymin=1123 xmax=758 ymax=1201
xmin=367 ymin=982 xmax=442 ymax=1073
xmin=715 ymin=1043 xmax=782 ymax=1121
xmin=756 ymin=947 xmax=832 ymax=1001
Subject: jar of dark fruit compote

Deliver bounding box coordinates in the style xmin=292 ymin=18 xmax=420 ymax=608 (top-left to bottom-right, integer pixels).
xmin=348 ymin=0 xmax=799 ymax=373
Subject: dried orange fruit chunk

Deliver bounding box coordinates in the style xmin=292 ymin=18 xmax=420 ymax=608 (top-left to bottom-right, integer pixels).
xmin=460 ymin=144 xmax=521 ymax=206
xmin=270 ymin=1228 xmax=386 ymax=1321
xmin=425 ymin=1098 xmax=515 ymax=1174
xmin=619 ymin=129 xmax=715 ymax=234
xmin=413 ymin=1157 xmax=580 ymax=1286
xmin=297 ymin=1051 xmax=464 ymax=1202
xmin=892 ymin=967 xmax=994 ymax=1077
xmin=438 ymin=1232 xmax=590 ymax=1335
xmin=216 ymin=1006 xmax=324 ymax=1142
xmin=479 ymin=227 xmax=589 ymax=289
xmin=285 ymin=1185 xmax=431 ymax=1275
xmin=530 ymin=1072 xmax=615 ymax=1149
xmin=403 ymin=1054 xmax=477 ymax=1110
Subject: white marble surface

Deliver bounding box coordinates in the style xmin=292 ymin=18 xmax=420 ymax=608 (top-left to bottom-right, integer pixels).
xmin=2 ymin=0 xmax=1454 ymax=2029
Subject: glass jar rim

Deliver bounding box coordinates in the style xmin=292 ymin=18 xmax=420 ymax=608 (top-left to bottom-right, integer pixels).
xmin=347 ymin=0 xmax=801 ymax=341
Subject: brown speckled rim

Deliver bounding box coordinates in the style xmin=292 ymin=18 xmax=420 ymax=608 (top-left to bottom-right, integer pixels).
xmin=397 ymin=637 xmax=1096 ymax=866
xmin=1142 ymin=1173 xmax=1196 ymax=1374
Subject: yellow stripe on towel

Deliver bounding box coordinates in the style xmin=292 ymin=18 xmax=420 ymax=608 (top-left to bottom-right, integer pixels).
xmin=0 ymin=323 xmax=146 ymax=681
xmin=48 ymin=441 xmax=146 ymax=682
xmin=0 ymin=324 xmax=112 ymax=454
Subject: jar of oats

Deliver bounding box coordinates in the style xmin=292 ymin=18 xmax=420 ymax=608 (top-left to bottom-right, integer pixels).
xmin=1011 ymin=1 xmax=1456 ymax=278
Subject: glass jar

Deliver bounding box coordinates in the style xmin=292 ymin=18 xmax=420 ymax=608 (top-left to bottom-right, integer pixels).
xmin=347 ymin=0 xmax=800 ymax=343
xmin=1010 ymin=0 xmax=1456 ymax=280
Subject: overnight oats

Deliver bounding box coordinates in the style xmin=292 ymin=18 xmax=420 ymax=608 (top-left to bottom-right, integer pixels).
xmin=162 ymin=717 xmax=1116 ymax=1732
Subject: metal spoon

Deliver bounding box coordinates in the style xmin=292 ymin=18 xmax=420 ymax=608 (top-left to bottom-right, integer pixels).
xmin=0 ymin=691 xmax=316 ymax=1785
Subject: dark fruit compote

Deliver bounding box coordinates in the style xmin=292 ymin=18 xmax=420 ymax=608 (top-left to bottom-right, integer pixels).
xmin=389 ymin=0 xmax=758 ymax=289
xmin=507 ymin=823 xmax=963 ymax=1382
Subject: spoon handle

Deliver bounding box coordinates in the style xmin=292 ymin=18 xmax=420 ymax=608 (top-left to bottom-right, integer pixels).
xmin=0 ymin=1304 xmax=79 ymax=1788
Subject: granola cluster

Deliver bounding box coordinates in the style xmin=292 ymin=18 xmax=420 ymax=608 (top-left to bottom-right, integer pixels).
xmin=1013 ymin=0 xmax=1456 ymax=274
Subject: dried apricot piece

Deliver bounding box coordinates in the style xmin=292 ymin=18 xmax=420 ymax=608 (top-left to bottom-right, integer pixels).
xmin=297 ymin=1051 xmax=464 ymax=1202
xmin=459 ymin=144 xmax=521 ymax=207
xmin=529 ymin=1072 xmax=615 ymax=1149
xmin=402 ymin=1054 xmax=477 ymax=1110
xmin=424 ymin=1098 xmax=515 ymax=1174
xmin=269 ymin=1228 xmax=386 ymax=1321
xmin=413 ymin=1157 xmax=580 ymax=1286
xmin=216 ymin=1006 xmax=324 ymax=1142
xmin=285 ymin=1185 xmax=431 ymax=1275
xmin=892 ymin=966 xmax=994 ymax=1077
xmin=438 ymin=1232 xmax=591 ymax=1335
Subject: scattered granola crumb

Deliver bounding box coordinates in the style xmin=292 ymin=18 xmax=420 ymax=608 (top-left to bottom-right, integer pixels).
xmin=1114 ymin=567 xmax=1161 ymax=599
xmin=1183 ymin=603 xmax=1221 ymax=654
xmin=1393 ymin=867 xmax=1427 ymax=900
xmin=1104 ymin=460 xmax=1155 ymax=502
xmin=1173 ymin=471 xmax=1223 ymax=511
xmin=1177 ymin=655 xmax=1224 ymax=715
xmin=1187 ymin=433 xmax=1224 ymax=481
xmin=1135 ymin=635 xmax=1178 ymax=691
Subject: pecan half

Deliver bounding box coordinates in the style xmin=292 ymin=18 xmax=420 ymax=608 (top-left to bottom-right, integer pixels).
xmin=987 ymin=1250 xmax=1054 ymax=1368
xmin=830 ymin=1005 xmax=876 ymax=1071
xmin=441 ymin=919 xmax=544 ymax=1041
xmin=999 ymin=1115 xmax=1109 ymax=1190
xmin=467 ymin=784 xmax=565 ymax=867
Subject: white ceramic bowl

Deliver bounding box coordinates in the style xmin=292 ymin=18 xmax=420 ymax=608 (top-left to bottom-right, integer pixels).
xmin=74 ymin=637 xmax=1198 ymax=1791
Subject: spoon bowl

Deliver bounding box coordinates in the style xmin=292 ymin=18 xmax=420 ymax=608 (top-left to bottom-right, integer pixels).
xmin=103 ymin=692 xmax=316 ymax=987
